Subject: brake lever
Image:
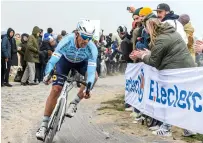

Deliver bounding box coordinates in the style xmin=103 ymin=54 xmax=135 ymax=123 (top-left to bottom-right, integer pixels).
xmin=86 ymin=82 xmax=91 ymax=95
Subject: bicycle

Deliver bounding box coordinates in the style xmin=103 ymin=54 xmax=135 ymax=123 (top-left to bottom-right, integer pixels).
xmin=38 ymin=69 xmax=91 ymax=143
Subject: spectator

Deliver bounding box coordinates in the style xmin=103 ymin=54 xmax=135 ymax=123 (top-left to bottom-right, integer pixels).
xmin=194 ymin=40 xmax=203 ymax=66
xmin=38 ymin=36 xmax=56 ymax=82
xmin=1 ymin=31 xmax=7 ymax=40
xmin=18 ymin=33 xmax=29 ymax=72
xmin=47 ymin=27 xmax=53 ymax=35
xmin=130 ymin=18 xmax=196 ymax=136
xmin=136 ymin=8 xmax=156 ymax=50
xmin=109 ymin=33 xmax=122 ymax=74
xmin=35 ymin=29 xmax=44 ymax=83
xmin=105 ymin=34 xmax=112 ymax=48
xmin=131 ymin=17 xmax=195 ymax=69
xmin=99 ymin=35 xmax=107 ymax=46
xmin=21 ymin=26 xmax=40 ymax=86
xmin=117 ymin=25 xmax=133 ymax=63
xmin=1 ymin=28 xmax=17 ymax=87
xmin=43 ymin=28 xmax=53 ymax=41
xmin=61 ymin=30 xmax=67 ymax=37
xmin=178 ymin=14 xmax=195 ymax=60
xmin=110 ymin=33 xmax=122 ymax=48
xmin=154 ymin=3 xmax=188 ymax=44
xmin=39 ymin=29 xmax=43 ymax=47
xmin=56 ymin=35 xmax=63 ymax=44
xmin=127 ymin=6 xmax=136 ymax=13
xmin=93 ymin=35 xmax=102 ymax=76
xmin=195 ymin=40 xmax=203 ymax=53
xmin=131 ymin=7 xmax=143 ymax=50
xmin=15 ymin=33 xmax=21 ymax=47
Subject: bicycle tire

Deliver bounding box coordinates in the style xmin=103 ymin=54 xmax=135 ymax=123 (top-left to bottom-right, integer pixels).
xmin=45 ymin=98 xmax=65 ymax=143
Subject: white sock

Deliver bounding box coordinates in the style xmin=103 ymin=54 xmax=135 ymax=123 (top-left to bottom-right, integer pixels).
xmin=71 ymin=95 xmax=81 ymax=104
xmin=41 ymin=116 xmax=50 ymax=128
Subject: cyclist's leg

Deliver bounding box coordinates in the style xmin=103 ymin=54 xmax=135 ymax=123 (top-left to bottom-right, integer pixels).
xmin=44 ymin=56 xmax=74 ymax=118
xmin=36 ymin=56 xmax=72 ymax=140
xmin=66 ymin=61 xmax=98 ymax=117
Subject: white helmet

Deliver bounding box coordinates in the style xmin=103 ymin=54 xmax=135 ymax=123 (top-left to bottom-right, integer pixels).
xmin=77 ymin=19 xmax=95 ymax=40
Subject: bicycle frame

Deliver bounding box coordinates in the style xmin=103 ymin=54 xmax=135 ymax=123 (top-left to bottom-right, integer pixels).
xmin=47 ymin=80 xmax=74 ymax=132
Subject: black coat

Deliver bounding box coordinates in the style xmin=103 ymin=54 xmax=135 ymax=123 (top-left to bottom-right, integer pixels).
xmin=40 ymin=41 xmax=55 ymax=64
xmin=1 ymin=28 xmax=18 ymax=66
xmin=120 ymin=34 xmax=133 ymax=63
xmin=162 ymin=11 xmax=179 ymax=22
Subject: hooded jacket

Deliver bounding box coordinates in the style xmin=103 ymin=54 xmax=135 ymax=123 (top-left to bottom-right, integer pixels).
xmin=1 ymin=28 xmax=17 ymax=59
xmin=143 ymin=22 xmax=196 ymax=70
xmin=24 ymin=26 xmax=40 ymax=63
xmin=162 ymin=12 xmax=188 ymax=44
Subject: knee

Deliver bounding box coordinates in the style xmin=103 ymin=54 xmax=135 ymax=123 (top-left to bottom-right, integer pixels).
xmin=51 ymin=85 xmax=63 ymax=96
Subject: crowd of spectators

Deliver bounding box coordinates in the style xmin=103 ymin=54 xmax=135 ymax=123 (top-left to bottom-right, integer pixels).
xmin=122 ymin=3 xmax=203 ymax=137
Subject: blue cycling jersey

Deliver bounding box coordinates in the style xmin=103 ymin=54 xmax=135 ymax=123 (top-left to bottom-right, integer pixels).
xmin=45 ymin=33 xmax=98 ymax=87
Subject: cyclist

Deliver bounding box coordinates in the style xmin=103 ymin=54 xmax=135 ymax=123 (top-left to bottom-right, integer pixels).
xmin=36 ymin=19 xmax=98 ymax=141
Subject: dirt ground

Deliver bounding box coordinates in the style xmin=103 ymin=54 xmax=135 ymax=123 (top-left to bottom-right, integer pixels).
xmin=1 ymin=75 xmax=202 ymax=143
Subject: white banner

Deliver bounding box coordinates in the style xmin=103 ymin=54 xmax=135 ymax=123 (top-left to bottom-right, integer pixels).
xmin=125 ymin=63 xmax=203 ymax=134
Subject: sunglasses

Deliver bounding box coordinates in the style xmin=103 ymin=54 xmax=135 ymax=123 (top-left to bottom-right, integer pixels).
xmin=80 ymin=34 xmax=92 ymax=41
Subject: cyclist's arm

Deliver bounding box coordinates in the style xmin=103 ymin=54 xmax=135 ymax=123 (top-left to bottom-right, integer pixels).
xmin=87 ymin=41 xmax=98 ymax=89
xmin=45 ymin=36 xmax=70 ymax=75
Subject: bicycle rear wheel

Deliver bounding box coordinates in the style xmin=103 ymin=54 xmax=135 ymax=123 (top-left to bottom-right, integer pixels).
xmin=45 ymin=98 xmax=65 ymax=143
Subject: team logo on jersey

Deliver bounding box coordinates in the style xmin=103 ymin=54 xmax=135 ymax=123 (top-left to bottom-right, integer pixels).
xmin=52 ymin=75 xmax=57 ymax=81
xmin=52 ymin=52 xmax=61 ymax=58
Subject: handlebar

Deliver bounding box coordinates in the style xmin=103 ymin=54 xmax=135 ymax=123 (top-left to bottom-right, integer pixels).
xmin=48 ymin=70 xmax=91 ymax=95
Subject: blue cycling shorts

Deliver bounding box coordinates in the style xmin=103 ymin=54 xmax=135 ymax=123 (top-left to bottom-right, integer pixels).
xmin=52 ymin=55 xmax=88 ymax=86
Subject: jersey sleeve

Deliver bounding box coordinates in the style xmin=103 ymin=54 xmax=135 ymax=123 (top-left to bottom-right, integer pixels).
xmin=86 ymin=41 xmax=98 ymax=89
xmin=45 ymin=35 xmax=70 ymax=75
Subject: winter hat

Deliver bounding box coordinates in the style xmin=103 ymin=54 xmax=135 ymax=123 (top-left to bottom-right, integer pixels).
xmin=178 ymin=14 xmax=190 ymax=26
xmin=139 ymin=7 xmax=153 ymax=17
xmin=133 ymin=7 xmax=143 ymax=16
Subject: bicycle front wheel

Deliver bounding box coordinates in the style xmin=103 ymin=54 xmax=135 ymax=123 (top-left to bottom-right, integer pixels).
xmin=45 ymin=98 xmax=65 ymax=143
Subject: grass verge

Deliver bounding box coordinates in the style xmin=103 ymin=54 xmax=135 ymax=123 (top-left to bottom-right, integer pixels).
xmin=97 ymin=95 xmax=203 ymax=142
xmin=98 ymin=95 xmax=125 ymax=112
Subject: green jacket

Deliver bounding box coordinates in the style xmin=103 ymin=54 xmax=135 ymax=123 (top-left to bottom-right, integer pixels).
xmin=143 ymin=23 xmax=196 ymax=70
xmin=24 ymin=26 xmax=40 ymax=63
